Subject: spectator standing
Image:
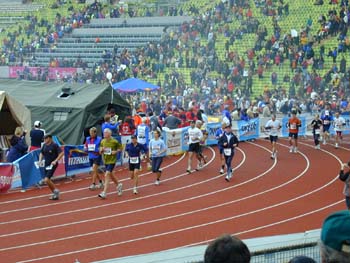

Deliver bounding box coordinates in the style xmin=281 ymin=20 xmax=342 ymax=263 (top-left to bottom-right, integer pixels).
xmin=38 ymin=134 xmax=64 ymax=200
xmin=29 ymin=120 xmax=45 ymax=151
xmin=204 ymin=234 xmax=251 ymax=263
xmin=7 ymin=127 xmax=28 ymax=162
xmin=163 ymin=111 xmax=181 ymax=130
xmin=339 ymin=162 xmax=350 ymax=210
xmin=319 ymin=210 xmax=350 ymax=262
xmin=101 ymin=114 xmax=121 ymax=137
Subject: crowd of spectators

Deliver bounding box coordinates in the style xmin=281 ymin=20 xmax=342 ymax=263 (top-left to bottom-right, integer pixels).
xmin=1 ymin=0 xmax=350 ymax=120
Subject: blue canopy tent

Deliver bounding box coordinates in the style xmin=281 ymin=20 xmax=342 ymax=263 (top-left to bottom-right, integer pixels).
xmin=112 ymin=78 xmax=160 ymax=93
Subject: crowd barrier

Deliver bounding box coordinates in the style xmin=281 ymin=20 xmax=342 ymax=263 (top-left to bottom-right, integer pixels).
xmin=1 ymin=114 xmax=349 ymax=192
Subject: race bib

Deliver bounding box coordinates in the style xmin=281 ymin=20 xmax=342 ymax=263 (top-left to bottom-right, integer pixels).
xmin=130 ymin=157 xmax=139 ymax=164
xmin=88 ymin=144 xmax=95 ymax=151
xmin=104 ymin=147 xmax=112 ymax=155
xmin=224 ymin=148 xmax=232 ymax=156
xmin=315 ymin=129 xmax=320 ymax=134
xmin=323 ymin=120 xmax=330 ymax=125
xmin=290 ymin=123 xmax=296 ymax=129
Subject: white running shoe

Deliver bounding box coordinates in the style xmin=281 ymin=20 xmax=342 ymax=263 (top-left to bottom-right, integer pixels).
xmin=219 ymin=168 xmax=224 ymax=174
xmin=225 ymin=175 xmax=230 ymax=182
xmin=98 ymin=191 xmax=106 ymax=199
xmin=335 ymin=143 xmax=339 ymax=149
xmin=98 ymin=182 xmax=104 ymax=189
xmin=117 ymin=183 xmax=123 ymax=196
xmin=323 ymin=140 xmax=326 ymax=145
xmin=155 ymin=179 xmax=160 ymax=186
xmin=133 ymin=187 xmax=138 ymax=195
xmin=289 ymin=147 xmax=293 ymax=153
xmin=293 ymin=147 xmax=298 ymax=153
xmin=89 ymin=184 xmax=96 ymax=190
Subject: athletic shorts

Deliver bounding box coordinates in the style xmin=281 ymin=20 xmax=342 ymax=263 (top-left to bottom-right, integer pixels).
xmin=90 ymin=156 xmax=102 ymax=166
xmin=151 ymin=157 xmax=163 ymax=172
xmin=323 ymin=125 xmax=330 ymax=132
xmin=289 ymin=132 xmax=298 ymax=139
xmin=44 ymin=164 xmax=58 ymax=179
xmin=105 ymin=164 xmax=115 ymax=172
xmin=336 ymin=131 xmax=342 ymax=136
xmin=129 ymin=162 xmax=141 ymax=171
xmin=189 ymin=142 xmax=200 ymax=153
xmin=269 ymin=135 xmax=278 ymax=143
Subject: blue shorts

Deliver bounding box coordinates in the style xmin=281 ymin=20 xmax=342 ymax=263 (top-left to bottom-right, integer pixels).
xmin=151 ymin=157 xmax=163 ymax=172
xmin=105 ymin=164 xmax=115 ymax=172
xmin=323 ymin=125 xmax=330 ymax=132
xmin=289 ymin=132 xmax=298 ymax=139
xmin=90 ymin=156 xmax=102 ymax=166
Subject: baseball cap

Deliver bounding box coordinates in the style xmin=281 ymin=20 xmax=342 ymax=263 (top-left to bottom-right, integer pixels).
xmin=321 ymin=210 xmax=350 ymax=252
xmin=34 ymin=120 xmax=41 ymax=127
xmin=131 ymin=135 xmax=137 ymax=139
xmin=325 ymin=110 xmax=330 ymax=115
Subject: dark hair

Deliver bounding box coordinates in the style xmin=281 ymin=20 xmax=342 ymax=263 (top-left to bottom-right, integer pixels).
xmin=204 ymin=234 xmax=251 ymax=263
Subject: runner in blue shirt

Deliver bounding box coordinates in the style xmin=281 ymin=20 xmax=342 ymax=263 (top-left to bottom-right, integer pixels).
xmin=135 ymin=117 xmax=151 ymax=170
xmin=321 ymin=110 xmax=333 ymax=145
xmin=215 ymin=123 xmax=226 ymax=174
xmin=149 ymin=130 xmax=167 ymax=185
xmin=125 ymin=135 xmax=148 ymax=194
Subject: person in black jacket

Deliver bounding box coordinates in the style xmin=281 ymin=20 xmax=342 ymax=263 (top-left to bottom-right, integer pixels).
xmin=339 ymin=162 xmax=350 ymax=210
xmin=218 ymin=125 xmax=239 ymax=182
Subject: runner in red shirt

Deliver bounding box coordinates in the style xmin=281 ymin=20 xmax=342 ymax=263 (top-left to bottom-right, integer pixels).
xmin=288 ymin=111 xmax=302 ymax=153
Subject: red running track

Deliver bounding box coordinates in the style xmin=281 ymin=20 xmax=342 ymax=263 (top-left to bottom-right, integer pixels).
xmin=0 ymin=138 xmax=347 ymax=263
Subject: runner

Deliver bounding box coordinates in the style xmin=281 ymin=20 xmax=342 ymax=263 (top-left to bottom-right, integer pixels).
xmin=321 ymin=110 xmax=333 ymax=145
xmin=264 ymin=114 xmax=281 ymax=159
xmin=98 ymin=128 xmax=123 ymax=199
xmin=149 ymin=130 xmax=167 ymax=185
xmin=333 ymin=111 xmax=346 ymax=149
xmin=84 ymin=127 xmax=104 ymax=190
xmin=288 ymin=111 xmax=302 ymax=153
xmin=218 ymin=125 xmax=239 ymax=182
xmin=215 ymin=123 xmax=226 ymax=174
xmin=186 ymin=120 xmax=203 ymax=173
xmin=135 ymin=117 xmax=151 ymax=171
xmin=125 ymin=135 xmax=148 ymax=194
xmin=310 ymin=114 xmax=323 ymax=149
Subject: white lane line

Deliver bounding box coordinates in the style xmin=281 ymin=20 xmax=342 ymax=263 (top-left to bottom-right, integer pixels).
xmin=0 ymin=154 xmax=186 ymax=205
xmin=15 ymin=154 xmax=339 ymax=263
xmin=0 ymin=144 xmax=287 ymax=250
xmin=0 ymin=147 xmax=217 ymax=223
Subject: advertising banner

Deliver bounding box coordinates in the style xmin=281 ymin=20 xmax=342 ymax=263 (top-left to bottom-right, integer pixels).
xmin=0 ymin=163 xmax=14 ymax=193
xmin=8 ymin=66 xmax=77 ymax=80
xmin=237 ymin=118 xmax=260 ymax=141
xmin=163 ymin=128 xmax=184 ymax=155
xmin=64 ymin=145 xmax=90 ymax=177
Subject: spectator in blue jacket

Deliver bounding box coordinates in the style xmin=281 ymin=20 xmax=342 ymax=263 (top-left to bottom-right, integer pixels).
xmin=7 ymin=127 xmax=28 ymax=162
xmin=101 ymin=114 xmax=121 ymax=137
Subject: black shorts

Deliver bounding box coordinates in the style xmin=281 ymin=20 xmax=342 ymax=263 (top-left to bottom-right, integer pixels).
xmin=89 ymin=156 xmax=102 ymax=166
xmin=44 ymin=164 xmax=58 ymax=179
xmin=189 ymin=142 xmax=200 ymax=153
xmin=289 ymin=132 xmax=298 ymax=139
xmin=269 ymin=135 xmax=278 ymax=143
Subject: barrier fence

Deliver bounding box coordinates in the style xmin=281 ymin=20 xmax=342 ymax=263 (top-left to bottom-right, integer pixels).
xmin=1 ymin=114 xmax=349 ymax=192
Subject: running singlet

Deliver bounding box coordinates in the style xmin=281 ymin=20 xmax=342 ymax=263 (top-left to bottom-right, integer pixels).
xmin=288 ymin=117 xmax=301 ymax=133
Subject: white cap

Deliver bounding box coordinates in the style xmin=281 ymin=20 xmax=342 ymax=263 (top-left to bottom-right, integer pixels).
xmin=34 ymin=120 xmax=41 ymax=127
xmin=325 ymin=110 xmax=329 ymax=115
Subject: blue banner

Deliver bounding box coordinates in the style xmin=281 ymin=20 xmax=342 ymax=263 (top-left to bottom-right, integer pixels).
xmin=237 ymin=118 xmax=260 ymax=141
xmin=281 ymin=116 xmax=307 ymax=137
xmin=206 ymin=122 xmax=222 ymax=145
xmin=181 ymin=126 xmax=190 ymax=152
xmin=64 ymin=145 xmax=90 ymax=177
xmin=14 ymin=150 xmax=42 ymax=189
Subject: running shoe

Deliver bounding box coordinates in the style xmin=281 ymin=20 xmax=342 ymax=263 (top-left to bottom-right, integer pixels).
xmin=89 ymin=184 xmax=96 ymax=190
xmin=133 ymin=187 xmax=138 ymax=195
xmin=225 ymin=175 xmax=230 ymax=182
xmin=219 ymin=168 xmax=224 ymax=174
xmin=335 ymin=143 xmax=339 ymax=149
xmin=98 ymin=191 xmax=106 ymax=199
xmin=117 ymin=183 xmax=123 ymax=196
xmin=50 ymin=189 xmax=60 ymax=200
xmin=155 ymin=179 xmax=160 ymax=186
xmin=98 ymin=182 xmax=104 ymax=189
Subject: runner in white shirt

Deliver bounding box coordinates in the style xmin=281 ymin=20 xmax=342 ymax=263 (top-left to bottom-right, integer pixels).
xmin=333 ymin=111 xmax=346 ymax=149
xmin=186 ymin=120 xmax=203 ymax=173
xmin=265 ymin=114 xmax=281 ymax=159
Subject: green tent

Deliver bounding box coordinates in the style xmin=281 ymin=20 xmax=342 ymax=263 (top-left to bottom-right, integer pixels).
xmin=0 ymin=79 xmax=131 ymax=145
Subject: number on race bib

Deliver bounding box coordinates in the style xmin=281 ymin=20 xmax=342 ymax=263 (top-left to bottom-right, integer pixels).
xmin=315 ymin=129 xmax=320 ymax=135
xmin=224 ymin=148 xmax=232 ymax=156
xmin=130 ymin=157 xmax=139 ymax=164
xmin=104 ymin=147 xmax=112 ymax=155
xmin=88 ymin=144 xmax=95 ymax=151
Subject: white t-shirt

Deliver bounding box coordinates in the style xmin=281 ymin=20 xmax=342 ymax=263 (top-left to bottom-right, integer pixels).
xmin=265 ymin=119 xmax=281 ymax=136
xmin=334 ymin=116 xmax=345 ymax=131
xmin=188 ymin=127 xmax=203 ymax=144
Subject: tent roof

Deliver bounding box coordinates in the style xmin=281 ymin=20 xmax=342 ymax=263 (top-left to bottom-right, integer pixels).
xmin=0 ymin=79 xmax=130 ymax=109
xmin=112 ymin=78 xmax=160 ymax=93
